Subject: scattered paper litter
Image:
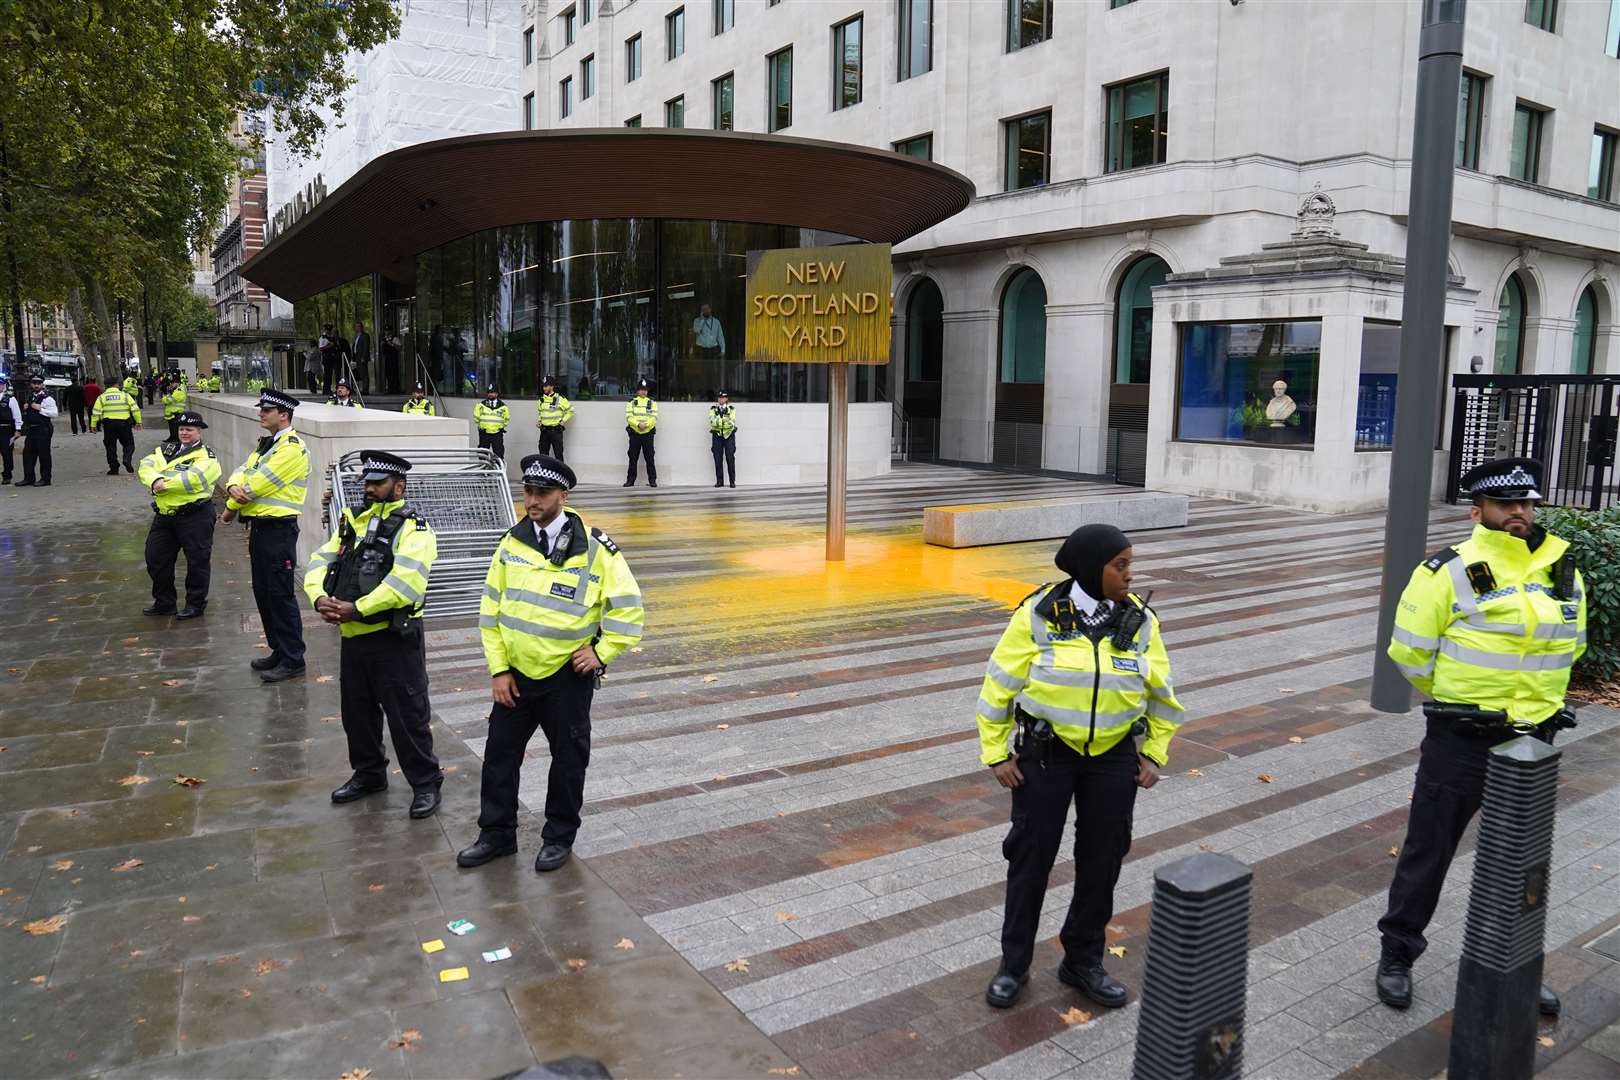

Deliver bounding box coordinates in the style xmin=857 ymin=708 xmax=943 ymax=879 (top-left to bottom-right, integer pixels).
xmin=446 ymin=919 xmax=476 ymax=936
xmin=421 ymin=939 xmax=446 ymax=954
xmin=481 ymin=947 xmax=513 ymax=963
xmin=438 ymin=966 xmax=470 ymax=983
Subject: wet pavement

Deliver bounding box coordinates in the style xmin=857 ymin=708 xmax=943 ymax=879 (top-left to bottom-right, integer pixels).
xmin=3 ymin=429 xmax=1618 ymax=1078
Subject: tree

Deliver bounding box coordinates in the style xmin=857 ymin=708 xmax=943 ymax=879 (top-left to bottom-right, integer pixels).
xmin=0 ymin=0 xmax=400 ymax=382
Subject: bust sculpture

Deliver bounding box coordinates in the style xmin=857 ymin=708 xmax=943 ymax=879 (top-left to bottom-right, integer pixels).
xmin=1265 ymin=380 xmax=1297 ymax=426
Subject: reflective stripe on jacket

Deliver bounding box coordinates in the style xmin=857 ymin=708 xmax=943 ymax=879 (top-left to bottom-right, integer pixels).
xmin=138 ymin=443 xmax=221 ymax=513
xmin=475 ymin=400 xmax=511 ymax=433
xmin=480 ymin=509 xmax=644 ymax=680
xmin=709 ymin=405 xmax=737 ymax=438
xmin=403 ymin=397 xmax=436 ymax=416
xmin=625 ymin=397 xmax=657 ymax=434
xmin=90 ymin=387 xmax=142 ymax=427
xmin=302 ymin=499 xmax=438 ymax=638
xmin=537 ymin=393 xmax=573 ymax=427
xmin=976 ymin=585 xmax=1184 ymax=767
xmin=225 ymin=431 xmax=310 ymax=518
xmin=162 ymin=387 xmax=187 ymax=419
xmin=1387 ymin=523 xmax=1586 ymax=725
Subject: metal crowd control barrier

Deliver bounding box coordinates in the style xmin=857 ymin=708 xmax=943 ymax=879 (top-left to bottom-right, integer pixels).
xmin=327 ymin=448 xmax=516 ymax=621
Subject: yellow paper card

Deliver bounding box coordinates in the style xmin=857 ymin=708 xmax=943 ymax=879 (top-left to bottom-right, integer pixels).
xmin=438 ymin=966 xmax=469 ymax=982
xmin=421 ymin=939 xmax=446 ymax=954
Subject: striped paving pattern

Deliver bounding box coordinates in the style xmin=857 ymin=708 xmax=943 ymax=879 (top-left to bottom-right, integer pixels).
xmin=424 ymin=464 xmax=1620 ymax=1078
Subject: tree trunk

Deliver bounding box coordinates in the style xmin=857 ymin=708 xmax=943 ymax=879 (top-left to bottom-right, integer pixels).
xmin=61 ymin=280 xmax=114 ymax=384
xmin=131 ymin=287 xmax=150 ymax=376
xmin=84 ymin=274 xmax=120 ymax=383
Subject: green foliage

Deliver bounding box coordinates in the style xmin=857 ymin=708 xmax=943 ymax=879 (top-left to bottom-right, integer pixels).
xmin=1536 ymin=505 xmax=1620 ymax=680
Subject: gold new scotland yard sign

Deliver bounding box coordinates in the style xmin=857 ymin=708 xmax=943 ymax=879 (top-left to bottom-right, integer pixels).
xmin=744 ymin=244 xmax=892 ymax=364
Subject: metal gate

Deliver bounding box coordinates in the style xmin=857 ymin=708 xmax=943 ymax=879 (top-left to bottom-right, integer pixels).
xmin=1446 ymin=374 xmax=1618 ymax=509
xmin=326 ymin=448 xmax=518 ymax=620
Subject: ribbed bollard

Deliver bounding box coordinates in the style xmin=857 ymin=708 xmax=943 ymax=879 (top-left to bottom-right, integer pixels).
xmin=1449 ymin=735 xmax=1561 ymax=1080
xmin=1132 ymin=852 xmax=1253 ymax=1080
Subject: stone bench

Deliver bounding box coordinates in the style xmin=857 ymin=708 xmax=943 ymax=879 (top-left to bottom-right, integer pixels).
xmin=923 ymin=491 xmax=1189 ymax=549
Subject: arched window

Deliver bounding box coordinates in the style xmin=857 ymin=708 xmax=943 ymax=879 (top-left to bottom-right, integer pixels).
xmin=1572 ymin=285 xmax=1598 ymax=375
xmin=906 ymin=278 xmax=943 ymax=382
xmin=1113 ymin=255 xmax=1169 ymax=384
xmin=1494 ymin=274 xmax=1527 ymax=374
xmin=999 ymin=267 xmax=1046 ymax=384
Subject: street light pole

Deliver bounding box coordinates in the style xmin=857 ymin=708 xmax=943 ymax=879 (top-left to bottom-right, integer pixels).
xmin=1371 ymin=0 xmax=1467 ymax=713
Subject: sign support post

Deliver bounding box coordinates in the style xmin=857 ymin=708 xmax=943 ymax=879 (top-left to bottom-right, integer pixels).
xmin=827 ymin=361 xmax=849 ymax=560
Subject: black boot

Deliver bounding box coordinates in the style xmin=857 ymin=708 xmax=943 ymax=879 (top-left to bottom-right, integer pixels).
xmin=535 ymin=843 xmax=572 ymax=872
xmin=249 ymin=654 xmax=280 ymax=671
xmin=457 ymin=835 xmax=517 ymax=867
xmin=331 ymin=776 xmax=387 ymax=803
xmin=985 ymin=966 xmax=1028 ymax=1009
xmin=408 ymin=788 xmax=441 ymax=819
xmin=1375 ymin=949 xmax=1412 ymax=1009
xmin=1058 ymin=961 xmax=1129 ymax=1008
xmin=1540 ymin=986 xmax=1560 ymax=1017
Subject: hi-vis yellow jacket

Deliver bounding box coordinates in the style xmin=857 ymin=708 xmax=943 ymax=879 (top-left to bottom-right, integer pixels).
xmin=302 ymin=500 xmax=438 ymax=638
xmin=90 ymin=386 xmax=142 ymax=427
xmin=480 ymin=508 xmax=644 ymax=680
xmin=162 ymin=385 xmax=187 ymax=419
xmin=138 ymin=442 xmax=220 ymax=513
xmin=976 ymin=585 xmax=1184 ymax=767
xmin=225 ymin=430 xmax=310 ymax=519
xmin=403 ymin=395 xmax=436 ymax=416
xmin=625 ymin=396 xmax=657 ymax=434
xmin=1388 ymin=524 xmax=1586 ymax=726
xmin=475 ymin=399 xmax=510 ymax=433
xmin=537 ymin=393 xmax=573 ymax=428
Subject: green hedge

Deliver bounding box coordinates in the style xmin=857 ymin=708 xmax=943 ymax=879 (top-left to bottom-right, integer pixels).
xmin=1536 ymin=505 xmax=1620 ymax=680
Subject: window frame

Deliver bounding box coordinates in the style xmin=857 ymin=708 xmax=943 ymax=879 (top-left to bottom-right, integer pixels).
xmin=767 ymin=45 xmax=794 ymax=132
xmin=1003 ymin=108 xmax=1052 ymax=192
xmin=1456 ymin=70 xmax=1488 ymax=171
xmin=522 ymin=92 xmax=536 ymax=131
xmin=714 ymin=0 xmax=734 ymax=35
xmin=1105 ymin=71 xmax=1169 ymax=174
xmin=626 ymin=33 xmax=643 ymax=81
xmin=581 ymin=0 xmax=593 ymax=24
xmin=897 ymin=0 xmax=933 ymax=82
xmin=625 ymin=114 xmax=642 ymax=127
xmin=833 ymin=15 xmax=863 ymax=111
xmin=1172 ymin=318 xmax=1324 ymax=450
xmin=580 ymin=54 xmax=596 ymax=100
xmin=893 ymin=133 xmax=932 ymax=160
xmin=523 ymin=26 xmax=535 ymax=66
xmin=712 ymin=71 xmax=735 ymax=130
xmin=559 ymin=76 xmax=573 ymax=120
xmin=667 ymin=7 xmax=686 ymax=60
xmin=562 ymin=5 xmax=577 ymax=47
xmin=1524 ymin=0 xmax=1557 ymax=32
xmin=1006 ymin=0 xmax=1054 ymax=52
xmin=664 ymin=94 xmax=686 ymax=128
xmin=1510 ymin=101 xmax=1548 ymax=184
xmin=1591 ymin=126 xmax=1618 ymax=203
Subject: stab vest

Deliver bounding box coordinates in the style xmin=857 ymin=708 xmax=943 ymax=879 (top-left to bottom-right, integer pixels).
xmin=324 ymin=508 xmax=419 ymax=622
xmin=0 ymin=390 xmax=13 ymax=429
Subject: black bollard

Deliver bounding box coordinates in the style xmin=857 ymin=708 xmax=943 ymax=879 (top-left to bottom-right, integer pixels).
xmin=1448 ymin=735 xmax=1561 ymax=1080
xmin=1133 ymin=852 xmax=1253 ymax=1080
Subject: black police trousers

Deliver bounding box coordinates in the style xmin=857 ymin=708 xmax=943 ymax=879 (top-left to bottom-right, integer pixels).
xmin=478 ymin=430 xmax=506 ymax=462
xmin=247 ymin=519 xmax=306 ymax=667
xmin=0 ymin=425 xmax=13 ymax=481
xmin=711 ymin=432 xmax=736 ymax=485
xmin=101 ymin=420 xmax=135 ymax=472
xmin=538 ymin=426 xmax=565 ymax=461
xmin=22 ymin=423 xmax=51 ymax=484
xmin=341 ymin=628 xmax=442 ymax=791
xmin=626 ymin=429 xmax=656 ymax=484
xmin=477 ymin=665 xmax=594 ymax=848
xmin=1001 ymin=734 xmax=1139 ymax=978
xmin=1379 ymin=717 xmax=1556 ymax=963
xmin=146 ymin=503 xmax=214 ymax=610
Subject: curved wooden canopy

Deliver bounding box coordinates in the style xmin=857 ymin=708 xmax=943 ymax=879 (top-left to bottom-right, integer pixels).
xmin=242 ymin=129 xmax=975 ymax=301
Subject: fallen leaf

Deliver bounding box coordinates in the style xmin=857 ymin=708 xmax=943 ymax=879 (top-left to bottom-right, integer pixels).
xmin=629 ymin=646 xmax=644 ymax=653
xmin=1184 ymin=768 xmax=1203 ymax=777
xmin=701 ymin=675 xmax=719 ymax=683
xmin=767 ymin=1069 xmax=801 ymax=1077
xmin=614 ymin=937 xmax=636 ymax=950
xmin=775 ymin=911 xmax=797 ymax=923
xmin=172 ymin=775 xmax=206 ymax=787
xmin=1388 ymin=847 xmax=1400 ymax=857
xmin=1287 ymin=736 xmax=1305 ymax=744
xmin=1059 ymin=1006 xmax=1093 ymax=1026
xmin=1537 ymin=1035 xmax=1555 ymax=1047
xmin=254 ymin=958 xmax=285 ymax=975
xmin=236 ymin=988 xmax=252 ymax=998
xmin=50 ymin=859 xmax=74 ymax=872
xmin=23 ymin=916 xmax=66 ymax=936
xmin=123 ymin=636 xmax=140 ymax=644
xmin=339 ymin=1069 xmax=372 ymax=1080
xmin=367 ymin=884 xmax=385 ymax=893
xmin=177 ymin=896 xmax=187 ymax=903
xmin=111 ymin=857 xmax=144 ymax=872
xmin=174 ymin=720 xmax=188 ymax=727
xmin=565 ymin=958 xmax=588 ymax=972
xmin=30 ymin=975 xmax=46 ymax=984
xmin=161 ymin=679 xmax=184 ymax=687
xmin=70 ymin=878 xmax=81 ymax=885
xmin=1257 ymin=774 xmax=1274 ymax=784
xmin=316 ymin=675 xmax=334 ymax=684
xmin=129 ymin=949 xmax=145 ymax=957
xmin=320 ymin=715 xmax=338 ymax=723
xmin=182 ymin=915 xmax=201 ymax=923
xmin=118 ymin=774 xmax=152 ymax=786
xmin=711 ymin=774 xmax=728 ymax=782
xmin=1277 ymin=687 xmax=1295 ymax=693
xmin=1107 ymin=945 xmax=1128 ymax=958
xmin=1590 ymin=864 xmax=1605 ymax=871
xmin=391 ymin=1028 xmax=423 ymax=1051
xmin=724 ymin=957 xmax=751 ymax=973
xmin=135 ymin=750 xmax=155 ymax=757
xmin=786 ymin=691 xmax=800 ymax=698
xmin=715 ymin=723 xmax=730 ymax=730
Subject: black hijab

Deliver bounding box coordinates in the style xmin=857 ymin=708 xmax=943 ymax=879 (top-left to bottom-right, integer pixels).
xmin=1055 ymin=524 xmax=1131 ymax=603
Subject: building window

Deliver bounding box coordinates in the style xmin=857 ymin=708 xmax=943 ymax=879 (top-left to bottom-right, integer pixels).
xmin=625 ymin=114 xmax=642 ymax=127
xmin=1113 ymin=255 xmax=1168 ymax=384
xmin=1356 ymin=321 xmax=1400 ymax=451
xmin=667 ymin=7 xmax=685 ymax=59
xmin=1495 ymin=274 xmax=1527 ymax=374
xmin=712 ymin=72 xmax=734 ymax=130
xmin=580 ymin=55 xmax=595 ymax=99
xmin=523 ymin=27 xmax=535 ymax=65
xmin=559 ymin=77 xmax=573 ymax=119
xmin=907 ymin=278 xmax=944 ymax=382
xmin=582 ymin=0 xmax=593 ymax=24
xmin=833 ymin=16 xmax=862 ymax=110
xmin=1608 ymin=0 xmax=1619 ymax=57
xmin=1003 ymin=110 xmax=1051 ymax=191
xmin=1106 ymin=72 xmax=1168 ymax=173
xmin=893 ymin=133 xmax=932 ymax=160
xmin=1008 ymin=0 xmax=1053 ymax=51
xmin=768 ymin=46 xmax=793 ymax=132
xmin=1524 ymin=0 xmax=1557 ymax=32
xmin=1109 ymin=0 xmax=1137 ymax=7
xmin=665 ymin=95 xmax=685 ymax=128
xmin=1572 ymin=286 xmax=1598 ymax=375
xmin=1177 ymin=321 xmax=1321 ymax=448
xmin=1590 ymin=127 xmax=1618 ymax=202
xmin=626 ymin=34 xmax=643 ymax=81
xmin=1510 ymin=102 xmax=1547 ymax=183
xmin=563 ymin=6 xmax=577 ymax=47
xmin=1456 ymin=71 xmax=1487 ymax=170
xmin=898 ymin=0 xmax=931 ymax=81
xmin=999 ymin=268 xmax=1047 ymax=384
xmin=523 ymin=92 xmax=536 ymax=130
xmin=714 ymin=0 xmax=734 ymax=35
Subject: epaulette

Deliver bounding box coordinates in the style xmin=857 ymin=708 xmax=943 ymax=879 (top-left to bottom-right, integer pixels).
xmin=591 ymin=527 xmax=620 ymax=555
xmin=1017 ymin=581 xmax=1055 ymax=608
xmin=1421 ymin=546 xmax=1461 ymax=573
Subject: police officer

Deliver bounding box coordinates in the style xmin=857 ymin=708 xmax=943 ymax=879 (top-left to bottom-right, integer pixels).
xmin=138 ymin=410 xmax=220 ymax=619
xmin=708 ymin=389 xmax=738 ymax=488
xmin=536 ymin=374 xmax=573 ymax=460
xmin=624 ymin=378 xmax=658 ymax=488
xmin=90 ymin=377 xmax=143 ymax=475
xmin=456 ymin=454 xmax=645 ymax=871
xmin=0 ymin=373 xmax=19 ymax=484
xmin=17 ymin=374 xmax=57 ymax=487
xmin=219 ymin=388 xmax=310 ymax=683
xmin=474 ymin=384 xmax=510 ymax=461
xmin=979 ymin=524 xmax=1184 ymax=1010
xmin=326 ymin=379 xmax=362 ymax=408
xmin=1376 ymin=457 xmax=1584 ymax=1018
xmin=403 ymin=383 xmax=436 ymax=416
xmin=161 ymin=374 xmax=187 ymax=441
xmin=303 ymin=450 xmax=443 ymax=819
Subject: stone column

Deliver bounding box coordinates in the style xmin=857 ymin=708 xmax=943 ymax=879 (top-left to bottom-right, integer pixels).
xmin=1313 ymin=312 xmax=1362 ymax=467
xmin=1042 ymin=302 xmax=1112 ymax=475
xmin=940 ymin=309 xmax=995 ymax=463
